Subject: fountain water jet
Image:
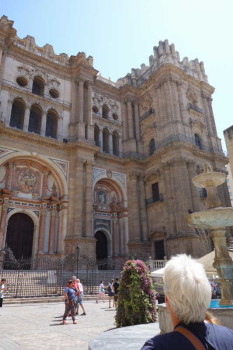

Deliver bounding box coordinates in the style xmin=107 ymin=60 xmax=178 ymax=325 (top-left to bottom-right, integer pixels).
xmin=187 ymin=164 xmax=233 ymax=306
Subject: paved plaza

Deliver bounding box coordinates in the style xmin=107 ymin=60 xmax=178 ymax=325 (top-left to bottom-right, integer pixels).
xmin=0 ymin=300 xmax=117 ymax=350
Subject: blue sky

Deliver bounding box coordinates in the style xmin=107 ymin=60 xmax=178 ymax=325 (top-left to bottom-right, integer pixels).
xmin=1 ymin=0 xmax=232 ymax=151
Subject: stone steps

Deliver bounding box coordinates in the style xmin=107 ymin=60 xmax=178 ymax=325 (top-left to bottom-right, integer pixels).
xmin=4 ymin=294 xmax=98 ymax=304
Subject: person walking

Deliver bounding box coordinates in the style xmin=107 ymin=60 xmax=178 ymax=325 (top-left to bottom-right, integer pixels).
xmin=62 ymin=280 xmax=77 ymax=325
xmin=113 ymin=277 xmax=120 ymax=309
xmin=141 ymin=254 xmax=233 ymax=350
xmin=71 ymin=276 xmax=80 ymax=315
xmin=108 ymin=279 xmax=115 ymax=308
xmin=96 ymin=280 xmax=105 ymax=303
xmin=76 ymin=278 xmax=86 ymax=315
xmin=0 ymin=278 xmax=6 ymax=307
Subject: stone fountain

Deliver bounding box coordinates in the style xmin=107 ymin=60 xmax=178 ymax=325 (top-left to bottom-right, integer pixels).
xmin=187 ymin=164 xmax=233 ymax=306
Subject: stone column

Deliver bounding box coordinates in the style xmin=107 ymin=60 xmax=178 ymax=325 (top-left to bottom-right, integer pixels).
xmin=70 ymin=79 xmax=77 ymax=124
xmin=122 ymin=101 xmax=128 ymax=141
xmin=177 ymin=81 xmax=186 ymax=124
xmin=49 ymin=208 xmax=56 ymax=254
xmin=187 ymin=161 xmax=200 ymax=212
xmin=118 ymin=136 xmax=122 ymax=156
xmin=127 ymin=99 xmax=134 ymax=139
xmin=163 ymin=164 xmax=176 ymax=235
xmin=87 ymin=82 xmax=92 ymax=125
xmin=138 ymin=175 xmax=148 ymax=241
xmin=84 ymin=161 xmax=94 ymax=237
xmin=171 ymin=159 xmax=194 ymax=234
xmin=112 ymin=216 xmax=117 ymax=256
xmin=207 ymin=97 xmax=217 ymax=136
xmin=38 ymin=208 xmax=46 ymax=253
xmin=99 ymin=127 xmax=103 ymax=150
xmin=5 ymin=99 xmax=13 ymax=126
xmin=72 ymin=158 xmax=85 ymax=236
xmin=122 ymin=216 xmax=129 ymax=255
xmin=23 ymin=106 xmax=30 ymax=131
xmin=57 ymin=117 xmax=63 ymax=141
xmin=171 ymin=80 xmax=181 ymax=122
xmin=0 ymin=48 xmax=5 ymax=91
xmin=165 ymin=78 xmax=177 ymax=135
xmin=211 ymin=228 xmax=233 ymax=305
xmin=109 ymin=132 xmax=113 ymax=154
xmin=78 ymin=79 xmax=84 ymax=122
xmin=156 ymin=85 xmax=165 ymax=140
xmin=201 ymin=93 xmax=212 ymax=135
xmin=42 ymin=171 xmax=49 ymax=197
xmin=134 ymin=101 xmax=140 ymax=141
xmin=129 ymin=172 xmax=141 ymax=241
xmin=57 ymin=204 xmax=68 ymax=255
xmin=0 ymin=200 xmax=8 ymax=248
xmin=40 ymin=111 xmax=47 ymax=136
xmin=76 ymin=78 xmax=86 ymax=139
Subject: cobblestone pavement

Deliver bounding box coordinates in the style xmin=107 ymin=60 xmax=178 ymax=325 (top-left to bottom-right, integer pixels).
xmin=0 ymin=300 xmax=116 ymax=350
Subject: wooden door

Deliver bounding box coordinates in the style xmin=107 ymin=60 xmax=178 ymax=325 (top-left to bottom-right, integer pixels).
xmin=6 ymin=213 xmax=34 ymax=259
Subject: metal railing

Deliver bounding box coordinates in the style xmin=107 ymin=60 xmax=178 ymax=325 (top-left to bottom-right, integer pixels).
xmin=0 ymin=249 xmax=122 ymax=298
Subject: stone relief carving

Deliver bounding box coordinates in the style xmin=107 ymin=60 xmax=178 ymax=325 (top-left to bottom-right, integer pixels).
xmin=140 ymin=93 xmax=153 ymax=113
xmin=187 ymin=89 xmax=198 ymax=105
xmin=92 ymin=92 xmax=121 ymax=120
xmin=94 ymin=186 xmax=108 ymax=208
xmin=93 ymin=167 xmax=126 ymax=190
xmin=16 ymin=65 xmax=61 ymax=89
xmin=18 ymin=168 xmax=37 ymax=193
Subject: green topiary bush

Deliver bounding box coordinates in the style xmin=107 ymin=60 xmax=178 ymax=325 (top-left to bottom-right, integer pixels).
xmin=115 ymin=259 xmax=157 ymax=327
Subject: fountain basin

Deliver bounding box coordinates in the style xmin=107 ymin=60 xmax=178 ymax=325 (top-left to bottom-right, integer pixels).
xmin=187 ymin=207 xmax=233 ymax=229
xmin=192 ymin=172 xmax=226 ymax=188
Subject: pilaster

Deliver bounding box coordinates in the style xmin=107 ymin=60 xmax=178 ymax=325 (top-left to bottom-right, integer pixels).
xmin=38 ymin=208 xmax=46 ymax=253
xmin=48 ymin=208 xmax=56 ymax=253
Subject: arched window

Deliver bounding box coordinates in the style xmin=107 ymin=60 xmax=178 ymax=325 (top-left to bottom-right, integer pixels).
xmin=94 ymin=125 xmax=100 ymax=146
xmin=32 ymin=76 xmax=44 ymax=96
xmin=45 ymin=110 xmax=58 ymax=139
xmin=149 ymin=138 xmax=156 ymax=155
xmin=112 ymin=131 xmax=119 ymax=156
xmin=194 ymin=134 xmax=202 ymax=149
xmin=28 ymin=104 xmax=42 ymax=134
xmin=103 ymin=128 xmax=109 ymax=153
xmin=10 ymin=99 xmax=25 ymax=129
xmin=102 ymin=104 xmax=109 ymax=119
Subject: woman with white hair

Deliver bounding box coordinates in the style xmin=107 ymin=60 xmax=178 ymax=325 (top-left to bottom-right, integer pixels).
xmin=141 ymin=254 xmax=233 ymax=350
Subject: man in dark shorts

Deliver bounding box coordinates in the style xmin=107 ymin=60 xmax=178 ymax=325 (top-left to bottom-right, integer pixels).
xmin=108 ymin=279 xmax=115 ymax=308
xmin=113 ymin=277 xmax=120 ymax=308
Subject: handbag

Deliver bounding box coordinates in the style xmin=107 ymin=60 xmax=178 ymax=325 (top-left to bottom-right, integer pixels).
xmin=175 ymin=326 xmax=205 ymax=350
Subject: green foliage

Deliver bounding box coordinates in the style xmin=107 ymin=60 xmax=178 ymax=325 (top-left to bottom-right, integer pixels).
xmin=115 ymin=259 xmax=156 ymax=327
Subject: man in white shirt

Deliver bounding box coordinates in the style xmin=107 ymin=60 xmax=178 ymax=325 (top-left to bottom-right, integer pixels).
xmin=76 ymin=278 xmax=86 ymax=315
xmin=0 ymin=278 xmax=7 ymax=307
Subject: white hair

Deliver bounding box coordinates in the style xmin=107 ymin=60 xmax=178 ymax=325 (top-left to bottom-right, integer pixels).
xmin=164 ymin=254 xmax=211 ymax=324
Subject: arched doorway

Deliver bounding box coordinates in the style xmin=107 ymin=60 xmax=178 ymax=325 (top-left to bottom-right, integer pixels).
xmin=6 ymin=213 xmax=34 ymax=259
xmin=95 ymin=231 xmax=108 ymax=269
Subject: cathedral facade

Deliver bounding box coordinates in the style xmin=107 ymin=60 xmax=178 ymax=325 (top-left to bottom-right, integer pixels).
xmin=0 ymin=16 xmax=230 ymax=265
